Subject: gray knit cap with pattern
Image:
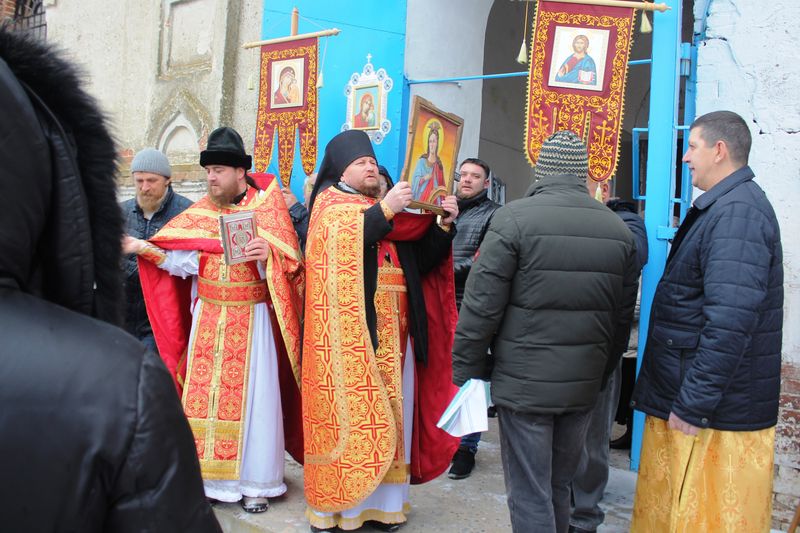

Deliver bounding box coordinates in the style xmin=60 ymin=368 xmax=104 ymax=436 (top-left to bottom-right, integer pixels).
xmin=533 ymin=130 xmax=589 ymax=183
xmin=131 ymin=148 xmax=171 ymax=178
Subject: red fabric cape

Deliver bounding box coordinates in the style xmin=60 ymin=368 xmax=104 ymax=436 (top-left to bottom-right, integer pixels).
xmin=387 ymin=212 xmax=460 ymax=484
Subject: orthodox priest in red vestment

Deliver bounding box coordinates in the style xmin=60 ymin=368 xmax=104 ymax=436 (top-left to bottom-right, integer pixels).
xmin=302 ymin=130 xmax=459 ymax=531
xmin=126 ymin=127 xmax=303 ymax=514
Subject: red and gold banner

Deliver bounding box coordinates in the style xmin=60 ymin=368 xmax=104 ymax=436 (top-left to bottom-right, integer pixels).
xmin=254 ymin=37 xmax=318 ymax=186
xmin=525 ymin=1 xmax=636 ymax=182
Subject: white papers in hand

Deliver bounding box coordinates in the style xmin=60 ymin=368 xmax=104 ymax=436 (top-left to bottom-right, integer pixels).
xmin=436 ymin=379 xmax=490 ymax=437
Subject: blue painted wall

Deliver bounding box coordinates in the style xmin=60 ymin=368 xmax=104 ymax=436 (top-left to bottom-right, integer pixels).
xmin=262 ymin=2 xmax=408 ymax=200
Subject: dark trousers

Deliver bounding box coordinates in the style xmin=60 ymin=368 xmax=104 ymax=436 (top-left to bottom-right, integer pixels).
xmin=614 ymin=356 xmax=636 ymax=426
xmin=570 ymin=364 xmax=620 ymax=530
xmin=497 ymin=406 xmax=592 ymax=533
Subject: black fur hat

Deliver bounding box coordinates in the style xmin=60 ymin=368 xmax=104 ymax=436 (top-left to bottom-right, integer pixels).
xmin=200 ymin=127 xmax=252 ymax=170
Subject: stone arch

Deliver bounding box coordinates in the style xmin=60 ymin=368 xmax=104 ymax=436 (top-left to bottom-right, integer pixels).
xmin=158 ymin=113 xmax=200 ymax=165
xmin=479 ymin=1 xmax=536 ymax=201
xmin=148 ymin=88 xmax=212 ymax=166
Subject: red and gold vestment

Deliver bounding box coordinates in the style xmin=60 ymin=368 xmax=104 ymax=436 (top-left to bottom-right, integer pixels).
xmin=302 ymin=187 xmax=458 ymax=512
xmin=138 ymin=175 xmax=304 ymax=480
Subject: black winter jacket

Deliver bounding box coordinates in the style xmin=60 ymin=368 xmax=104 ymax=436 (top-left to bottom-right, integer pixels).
xmin=453 ymin=190 xmax=499 ymax=307
xmin=607 ymin=199 xmax=648 ymax=273
xmin=632 ymin=166 xmax=783 ymax=431
xmin=122 ymin=188 xmax=192 ymax=340
xmin=0 ymin=27 xmax=219 ymax=532
xmin=452 ymin=174 xmax=638 ymax=413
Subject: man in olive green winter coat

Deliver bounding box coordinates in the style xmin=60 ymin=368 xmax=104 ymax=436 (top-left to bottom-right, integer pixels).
xmin=452 ymin=131 xmax=638 ymax=533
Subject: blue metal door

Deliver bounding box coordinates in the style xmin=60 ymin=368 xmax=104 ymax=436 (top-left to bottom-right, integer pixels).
xmin=630 ymin=0 xmax=697 ymax=470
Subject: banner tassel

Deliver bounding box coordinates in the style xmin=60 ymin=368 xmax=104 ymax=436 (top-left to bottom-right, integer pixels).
xmin=640 ymin=11 xmax=652 ymax=33
xmin=516 ymin=40 xmax=528 ymax=65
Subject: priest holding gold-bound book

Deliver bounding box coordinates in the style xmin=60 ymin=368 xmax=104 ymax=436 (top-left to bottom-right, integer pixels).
xmin=123 ymin=126 xmax=305 ymax=513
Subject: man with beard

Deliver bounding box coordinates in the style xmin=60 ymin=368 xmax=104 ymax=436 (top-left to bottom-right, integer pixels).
xmin=555 ymin=34 xmax=597 ymax=86
xmin=121 ymin=148 xmax=192 ymax=353
xmin=0 ymin=25 xmax=219 ymax=531
xmin=124 ymin=127 xmax=304 ymax=513
xmin=447 ymin=158 xmax=499 ymax=480
xmin=302 ymin=130 xmax=459 ymax=532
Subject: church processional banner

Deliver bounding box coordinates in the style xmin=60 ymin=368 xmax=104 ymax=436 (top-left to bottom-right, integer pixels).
xmin=254 ymin=37 xmax=318 ymax=187
xmin=525 ymin=1 xmax=635 ymax=182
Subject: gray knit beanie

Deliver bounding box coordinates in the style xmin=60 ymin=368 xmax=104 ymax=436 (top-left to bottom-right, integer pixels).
xmin=534 ymin=130 xmax=589 ymax=183
xmin=131 ymin=148 xmax=171 ymax=178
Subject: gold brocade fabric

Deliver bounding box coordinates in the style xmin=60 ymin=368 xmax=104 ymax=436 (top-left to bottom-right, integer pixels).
xmin=306 ymin=503 xmax=412 ymax=532
xmin=183 ymin=257 xmax=261 ymax=481
xmin=151 ymin=181 xmax=305 ymax=387
xmin=373 ymin=264 xmax=409 ymax=485
xmin=302 ymin=187 xmax=410 ymax=512
xmin=631 ymin=416 xmax=775 ymax=533
xmin=149 ymin=180 xmax=305 ymax=480
xmin=306 ymin=264 xmax=410 ymax=531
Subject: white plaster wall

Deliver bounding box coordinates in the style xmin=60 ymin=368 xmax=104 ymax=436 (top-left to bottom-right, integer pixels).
xmin=405 ymin=0 xmax=493 ymax=165
xmin=228 ymin=0 xmax=265 ymax=156
xmin=45 ymin=1 xmax=263 ymax=203
xmin=694 ymin=0 xmax=800 ymax=365
xmin=45 ymin=2 xmax=160 ymax=147
xmin=45 ymin=1 xmax=260 ymax=153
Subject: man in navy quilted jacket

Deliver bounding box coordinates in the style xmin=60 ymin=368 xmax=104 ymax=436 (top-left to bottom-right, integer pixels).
xmin=630 ymin=111 xmax=783 ymax=532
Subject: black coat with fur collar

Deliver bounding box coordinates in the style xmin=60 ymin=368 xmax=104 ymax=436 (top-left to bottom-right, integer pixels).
xmin=0 ymin=27 xmax=220 ymax=531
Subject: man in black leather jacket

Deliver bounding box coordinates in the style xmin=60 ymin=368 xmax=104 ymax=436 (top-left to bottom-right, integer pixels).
xmin=0 ymin=25 xmax=220 ymax=532
xmin=448 ymin=158 xmax=499 ymax=480
xmin=452 ymin=158 xmax=500 ymax=309
xmin=121 ymin=148 xmax=192 ymax=353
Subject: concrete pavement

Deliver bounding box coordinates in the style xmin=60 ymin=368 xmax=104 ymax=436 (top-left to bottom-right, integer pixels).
xmin=214 ymin=418 xmax=637 ymax=532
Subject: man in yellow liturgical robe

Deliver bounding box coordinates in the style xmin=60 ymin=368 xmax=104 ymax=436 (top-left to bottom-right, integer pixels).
xmin=302 ymin=130 xmax=460 ymax=532
xmin=630 ymin=111 xmax=784 ymax=532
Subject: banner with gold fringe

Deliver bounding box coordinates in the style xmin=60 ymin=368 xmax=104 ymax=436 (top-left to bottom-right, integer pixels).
xmin=254 ymin=37 xmax=318 ymax=186
xmin=525 ymin=0 xmax=635 ymax=182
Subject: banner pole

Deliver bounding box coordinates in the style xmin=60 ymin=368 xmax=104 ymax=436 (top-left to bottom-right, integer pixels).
xmin=548 ymin=0 xmax=670 ymax=12
xmin=242 ymin=29 xmax=340 ymax=49
xmin=290 ymin=7 xmax=298 ymax=37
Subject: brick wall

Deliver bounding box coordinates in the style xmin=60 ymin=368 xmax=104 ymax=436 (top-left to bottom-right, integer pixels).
xmin=0 ymin=0 xmax=17 ymax=22
xmin=695 ymin=0 xmax=800 ymax=528
xmin=117 ymin=153 xmax=207 ymax=204
xmin=118 ymin=153 xmax=206 ymax=188
xmin=774 ymin=362 xmax=800 ymax=528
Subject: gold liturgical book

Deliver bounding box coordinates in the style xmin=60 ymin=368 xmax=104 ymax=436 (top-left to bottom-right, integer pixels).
xmin=219 ymin=211 xmax=258 ymax=265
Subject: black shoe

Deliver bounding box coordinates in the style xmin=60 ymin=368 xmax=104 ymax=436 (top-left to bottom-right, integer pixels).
xmin=568 ymin=526 xmax=596 ymax=533
xmin=487 ymin=405 xmax=497 ymax=418
xmin=241 ymin=496 xmax=269 ymax=513
xmin=610 ymin=427 xmax=631 ymax=450
xmin=368 ymin=521 xmax=403 ymax=532
xmin=310 ymin=526 xmax=338 ymax=532
xmin=448 ymin=446 xmax=476 ymax=479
